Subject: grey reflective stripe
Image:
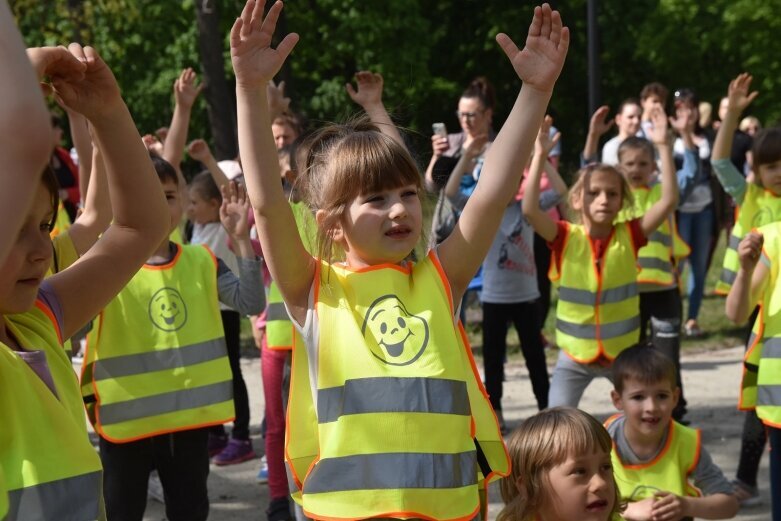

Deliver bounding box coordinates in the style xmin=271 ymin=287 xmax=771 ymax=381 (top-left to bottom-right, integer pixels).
xmin=557 ymin=316 xmax=639 ymax=340
xmin=638 ymin=257 xmax=672 ymax=272
xmin=728 ymin=234 xmax=741 ymax=251
xmin=303 ymin=451 xmax=476 ymax=493
xmin=8 ymin=471 xmax=101 ymax=521
xmin=761 ymin=338 xmax=781 ymax=358
xmin=317 ymin=377 xmax=470 ymax=424
xmin=720 ymin=268 xmax=737 ymax=285
xmin=558 ymin=282 xmax=637 ymax=306
xmin=266 ymin=302 xmax=289 ymax=321
xmin=648 ymin=230 xmax=672 ymax=247
xmin=285 ymin=462 xmax=300 ymax=493
xmin=81 ymin=361 xmax=94 ymax=386
xmin=757 ymin=385 xmax=781 ymax=406
xmin=92 ymin=338 xmax=227 ymax=381
xmin=98 ymin=380 xmax=232 ymax=425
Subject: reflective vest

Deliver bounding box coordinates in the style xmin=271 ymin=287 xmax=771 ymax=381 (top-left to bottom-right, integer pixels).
xmin=717 ymin=183 xmax=781 ymax=295
xmin=1 ymin=467 xmax=7 ymax=521
xmin=551 ymin=223 xmax=640 ymax=363
xmin=81 ymin=244 xmax=234 ymax=442
xmin=285 ymin=252 xmax=510 ymax=520
xmin=618 ymin=184 xmax=689 ymax=290
xmin=169 ymin=226 xmax=185 ymax=245
xmin=266 ymin=201 xmax=316 ymax=351
xmin=605 ymin=415 xmax=701 ymax=501
xmin=1 ymin=301 xmax=104 ymax=520
xmin=739 ymin=223 xmax=781 ymax=426
xmin=49 ymin=201 xmax=71 ymax=238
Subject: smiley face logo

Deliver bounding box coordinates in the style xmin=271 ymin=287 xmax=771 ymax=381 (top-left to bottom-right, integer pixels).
xmin=361 ymin=295 xmax=429 ymax=366
xmin=148 ymin=287 xmax=188 ymax=332
xmin=752 ymin=206 xmax=775 ymax=228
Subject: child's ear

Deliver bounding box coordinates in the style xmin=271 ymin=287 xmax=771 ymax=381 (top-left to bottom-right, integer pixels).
xmin=610 ymin=389 xmax=623 ymax=411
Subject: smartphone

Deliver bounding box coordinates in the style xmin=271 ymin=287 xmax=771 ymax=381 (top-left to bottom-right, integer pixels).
xmin=432 ymin=122 xmax=447 ymax=138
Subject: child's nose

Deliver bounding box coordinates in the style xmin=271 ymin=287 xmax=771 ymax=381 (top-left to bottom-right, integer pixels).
xmin=388 ymin=199 xmax=408 ymax=218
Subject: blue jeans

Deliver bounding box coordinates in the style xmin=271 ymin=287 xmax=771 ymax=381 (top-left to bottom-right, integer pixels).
xmin=677 ymin=206 xmax=714 ymax=321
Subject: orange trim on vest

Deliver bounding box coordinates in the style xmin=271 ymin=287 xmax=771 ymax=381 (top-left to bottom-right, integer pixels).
xmin=328 ymin=259 xmax=413 ymax=275
xmin=142 ymin=242 xmax=183 ymax=270
xmin=428 ymin=250 xmax=454 ymax=316
xmin=617 ymin=419 xmax=676 ymax=471
xmin=302 ymin=505 xmax=481 ymax=521
xmin=34 ymin=299 xmax=62 ymax=344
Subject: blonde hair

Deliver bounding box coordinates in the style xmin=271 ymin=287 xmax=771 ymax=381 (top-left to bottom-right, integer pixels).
xmin=294 ymin=117 xmax=423 ymax=263
xmin=567 ymin=163 xmax=633 ymax=223
xmin=498 ymin=407 xmax=621 ymax=521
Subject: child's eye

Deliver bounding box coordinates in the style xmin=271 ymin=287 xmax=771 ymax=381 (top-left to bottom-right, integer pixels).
xmin=601 ymin=463 xmax=613 ymax=472
xmin=402 ymin=189 xmax=418 ymax=198
xmin=571 ymin=467 xmax=586 ymax=476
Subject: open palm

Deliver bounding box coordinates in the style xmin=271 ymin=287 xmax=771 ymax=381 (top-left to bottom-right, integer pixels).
xmin=496 ymin=4 xmax=569 ymax=92
xmin=231 ymin=0 xmax=299 ymax=89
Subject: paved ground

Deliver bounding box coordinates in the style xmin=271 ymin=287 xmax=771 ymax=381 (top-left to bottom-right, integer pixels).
xmin=78 ymin=345 xmax=770 ymax=520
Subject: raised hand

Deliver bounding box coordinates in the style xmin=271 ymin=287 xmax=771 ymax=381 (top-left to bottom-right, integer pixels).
xmin=648 ymin=106 xmax=669 ymax=145
xmin=142 ymin=134 xmax=164 ymax=156
xmin=231 ymin=0 xmax=299 ymax=90
xmin=266 ymin=79 xmax=291 ymax=117
xmin=738 ymin=231 xmax=764 ymax=272
xmin=173 ymin=67 xmax=203 ymax=108
xmin=535 ymin=115 xmax=560 ymax=156
xmin=220 ymin=181 xmax=251 ymax=239
xmin=47 ymin=44 xmax=122 ymax=121
xmin=26 ymin=46 xmax=85 ymax=84
xmin=187 ymin=138 xmax=213 ymax=163
xmin=495 ymin=3 xmax=569 ymax=93
xmin=669 ymin=104 xmax=695 ymax=135
xmin=727 ymin=72 xmax=759 ymax=113
xmin=345 ymin=71 xmax=384 ymax=108
xmin=588 ymin=105 xmax=614 ymax=138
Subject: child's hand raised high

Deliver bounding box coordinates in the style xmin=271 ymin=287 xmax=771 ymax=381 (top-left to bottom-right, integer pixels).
xmin=588 ymin=105 xmax=614 ymax=139
xmin=187 ymin=138 xmax=213 ymax=163
xmin=535 ymin=115 xmax=560 ymax=157
xmin=495 ymin=3 xmax=569 ymax=93
xmin=26 ymin=46 xmax=85 ymax=85
xmin=346 ymin=71 xmax=384 ymax=109
xmin=727 ymin=72 xmax=759 ymax=113
xmin=266 ymin=79 xmax=291 ymax=117
xmin=220 ymin=181 xmax=251 ymax=241
xmin=230 ymin=0 xmax=299 ymax=90
xmin=647 ymin=106 xmax=669 ymax=146
xmin=173 ymin=67 xmax=203 ymax=108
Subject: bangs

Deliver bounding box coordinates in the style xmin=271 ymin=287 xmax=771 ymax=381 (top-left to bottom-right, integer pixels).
xmin=753 ymin=128 xmax=781 ymax=169
xmin=541 ymin=412 xmax=613 ymax=468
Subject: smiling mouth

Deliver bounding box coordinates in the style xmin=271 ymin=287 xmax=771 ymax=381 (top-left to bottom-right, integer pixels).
xmin=379 ymin=331 xmax=413 ymax=357
xmin=163 ymin=312 xmax=180 ymax=325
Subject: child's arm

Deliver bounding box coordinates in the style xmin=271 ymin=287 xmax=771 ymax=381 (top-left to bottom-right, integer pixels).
xmin=639 ymin=106 xmax=678 ymax=237
xmin=45 ymin=44 xmax=168 ymax=340
xmin=345 ymin=71 xmax=405 ymax=149
xmin=652 ymin=491 xmax=739 ymax=520
xmin=66 ymin=109 xmax=93 ymax=202
xmin=669 ymin=104 xmax=700 ymax=197
xmin=439 ymin=5 xmax=569 ymax=300
xmin=581 ymin=105 xmax=613 ymax=164
xmin=188 ymin=138 xmax=231 ymax=189
xmin=1 ymin=13 xmax=63 ymax=264
xmin=231 ymin=0 xmax=311 ymax=322
xmin=522 ymin=118 xmax=560 ymax=242
xmin=216 ymin=181 xmax=265 ymax=315
xmin=726 ymin=231 xmax=768 ymax=324
xmin=163 ymin=67 xmax=203 ymax=173
xmin=538 ymin=116 xmax=566 ymax=196
xmin=67 ymin=144 xmax=112 ymax=256
xmin=443 ymin=134 xmax=488 ymax=201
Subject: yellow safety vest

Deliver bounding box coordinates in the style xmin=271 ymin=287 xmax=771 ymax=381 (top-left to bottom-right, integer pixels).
xmin=49 ymin=201 xmax=71 ymax=239
xmin=1 ymin=301 xmax=104 ymax=520
xmin=285 ymin=252 xmax=510 ymax=520
xmin=551 ymin=223 xmax=640 ymax=363
xmin=265 ymin=201 xmax=316 ymax=351
xmin=47 ymin=231 xmax=82 ymax=357
xmin=717 ymin=183 xmax=781 ymax=295
xmin=81 ymin=244 xmax=234 ymax=442
xmin=606 ymin=415 xmax=701 ymax=501
xmin=618 ymin=184 xmax=689 ymax=290
xmin=738 ymin=223 xmax=781 ymax=426
xmin=1 ymin=467 xmax=7 ymax=521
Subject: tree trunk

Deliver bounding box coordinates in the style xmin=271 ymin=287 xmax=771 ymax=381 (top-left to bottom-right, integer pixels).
xmin=194 ymin=0 xmax=237 ymax=161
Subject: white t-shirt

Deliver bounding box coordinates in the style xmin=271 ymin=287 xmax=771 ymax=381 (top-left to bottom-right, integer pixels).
xmin=190 ymin=222 xmax=239 ymax=310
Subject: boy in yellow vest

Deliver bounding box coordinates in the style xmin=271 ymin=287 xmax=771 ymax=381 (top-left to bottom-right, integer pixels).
xmin=606 ymin=345 xmax=738 ymax=520
xmin=80 ymin=163 xmax=264 ymax=521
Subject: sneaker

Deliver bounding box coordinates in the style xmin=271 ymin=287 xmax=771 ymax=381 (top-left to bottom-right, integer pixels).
xmin=256 ymin=455 xmax=269 ymax=484
xmin=213 ymin=438 xmax=256 ymax=466
xmin=732 ymin=479 xmax=761 ymax=507
xmin=684 ymin=321 xmax=703 ymax=338
xmin=207 ymin=433 xmax=228 ymax=457
xmin=147 ymin=471 xmax=165 ymax=503
xmin=266 ymin=496 xmax=292 ymax=521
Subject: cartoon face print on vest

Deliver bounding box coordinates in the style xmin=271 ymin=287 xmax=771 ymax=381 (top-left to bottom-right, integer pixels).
xmin=752 ymin=206 xmax=776 ymax=228
xmin=148 ymin=287 xmax=188 ymax=332
xmin=361 ymin=295 xmax=429 ymax=366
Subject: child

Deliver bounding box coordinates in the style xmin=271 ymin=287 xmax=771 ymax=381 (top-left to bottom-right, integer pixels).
xmin=447 ymin=117 xmax=565 ymax=425
xmin=187 ymin=170 xmax=256 ymax=464
xmin=582 ymin=98 xmax=642 ymax=166
xmin=727 ymin=225 xmax=781 ymax=519
xmin=232 ymin=0 xmax=568 ymax=518
xmin=606 ymin=345 xmax=738 ymax=520
xmin=499 ymin=407 xmax=620 ymax=521
xmin=80 ymin=171 xmax=263 ymax=520
xmin=614 ymin=108 xmax=699 ymax=422
xmin=525 ymin=106 xmax=678 ymax=409
xmin=2 ymin=41 xmax=170 ymax=519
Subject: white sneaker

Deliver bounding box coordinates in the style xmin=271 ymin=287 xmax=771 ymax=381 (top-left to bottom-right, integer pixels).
xmin=256 ymin=455 xmax=269 ymax=484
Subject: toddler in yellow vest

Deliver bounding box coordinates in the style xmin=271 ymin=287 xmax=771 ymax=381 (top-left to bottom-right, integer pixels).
xmin=606 ymin=345 xmax=738 ymax=520
xmin=231 ymin=0 xmax=569 ymax=518
xmin=524 ymin=106 xmax=679 ymax=410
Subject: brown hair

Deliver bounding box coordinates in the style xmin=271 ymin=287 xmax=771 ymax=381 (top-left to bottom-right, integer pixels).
xmin=752 ymin=127 xmax=781 ymax=180
xmin=461 ymin=76 xmax=496 ymax=111
xmin=640 ymin=82 xmax=668 ymax=104
xmin=295 ymin=117 xmax=423 ymax=263
xmin=617 ymin=98 xmax=641 ymax=115
xmin=567 ymin=164 xmax=634 ymax=223
xmin=498 ymin=407 xmax=621 ymax=521
xmin=612 ymin=344 xmax=677 ymax=394
xmin=189 ymin=171 xmax=222 ymax=204
xmin=273 ymin=111 xmax=306 ymax=140
xmin=617 ymin=136 xmax=655 ymax=164
xmin=41 ymin=164 xmax=60 ymax=231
